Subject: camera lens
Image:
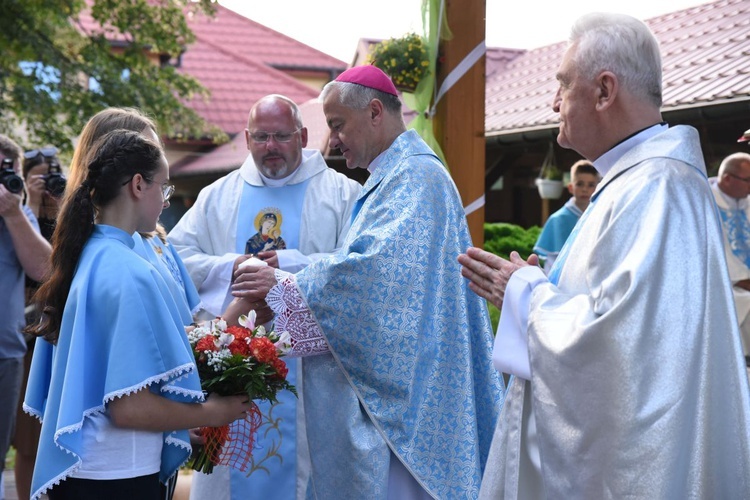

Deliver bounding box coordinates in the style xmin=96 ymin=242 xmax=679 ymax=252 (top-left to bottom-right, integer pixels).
xmin=45 ymin=174 xmax=66 ymax=197
xmin=0 ymin=170 xmax=24 ymax=194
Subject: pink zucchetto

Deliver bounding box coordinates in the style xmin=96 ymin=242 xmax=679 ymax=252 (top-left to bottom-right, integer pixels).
xmin=334 ymin=65 xmax=399 ymax=96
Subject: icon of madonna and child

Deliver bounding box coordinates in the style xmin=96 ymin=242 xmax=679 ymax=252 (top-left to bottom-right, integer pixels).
xmin=245 ymin=208 xmax=287 ymax=254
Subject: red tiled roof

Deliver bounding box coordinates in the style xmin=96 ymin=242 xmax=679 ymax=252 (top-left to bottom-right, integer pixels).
xmin=178 ymin=36 xmax=321 ymax=134
xmin=485 ymin=0 xmax=750 ymax=137
xmin=187 ymin=4 xmax=346 ymax=71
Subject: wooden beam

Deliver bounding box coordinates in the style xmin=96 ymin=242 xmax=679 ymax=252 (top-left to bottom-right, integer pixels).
xmin=434 ymin=0 xmax=486 ymax=247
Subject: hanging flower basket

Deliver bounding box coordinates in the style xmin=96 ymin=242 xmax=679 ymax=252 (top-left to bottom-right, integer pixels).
xmin=536 ymin=143 xmax=564 ymax=199
xmin=367 ymin=32 xmax=430 ymax=94
xmin=535 ymin=178 xmax=565 ymax=199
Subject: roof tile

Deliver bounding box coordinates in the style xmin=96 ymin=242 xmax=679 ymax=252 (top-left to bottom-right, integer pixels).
xmin=486 ymin=0 xmax=750 ymax=137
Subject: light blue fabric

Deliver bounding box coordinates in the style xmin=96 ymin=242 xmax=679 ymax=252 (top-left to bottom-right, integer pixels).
xmin=296 ymin=130 xmax=504 ymax=498
xmin=533 ymin=198 xmax=581 ymax=258
xmin=235 ymin=181 xmax=309 ymax=255
xmin=25 ymin=225 xmax=203 ymax=499
xmin=717 ymin=206 xmax=750 ymax=268
xmin=218 ymin=179 xmax=311 ymax=499
xmin=133 ymin=232 xmax=200 ymax=325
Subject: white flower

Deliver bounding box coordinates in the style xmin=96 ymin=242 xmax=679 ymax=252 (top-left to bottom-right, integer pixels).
xmin=214 ymin=318 xmax=227 ymax=332
xmin=239 ymin=310 xmax=257 ymax=331
xmin=274 ymin=331 xmax=292 ymax=355
xmin=215 ymin=332 xmax=235 ymax=349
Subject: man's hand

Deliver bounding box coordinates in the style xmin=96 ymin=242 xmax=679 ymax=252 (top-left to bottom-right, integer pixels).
xmin=457 ymin=248 xmax=539 ymax=309
xmin=232 ymin=254 xmax=254 ymax=277
xmin=0 ymin=184 xmax=23 ymax=219
xmin=256 ymin=251 xmax=279 ymax=268
xmin=231 ymin=264 xmax=277 ymax=301
xmin=736 ymin=279 xmax=750 ymax=292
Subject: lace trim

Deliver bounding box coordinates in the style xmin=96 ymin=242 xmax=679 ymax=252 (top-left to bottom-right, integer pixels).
xmin=266 ymin=269 xmax=329 ymax=357
xmin=23 ymin=403 xmax=43 ymax=423
xmin=104 ymin=362 xmax=197 ymax=403
xmin=30 ymin=364 xmax=198 ymax=500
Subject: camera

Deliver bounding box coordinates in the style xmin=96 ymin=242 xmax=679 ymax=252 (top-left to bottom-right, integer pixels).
xmin=0 ymin=158 xmax=23 ymax=194
xmin=43 ymin=160 xmax=66 ymax=197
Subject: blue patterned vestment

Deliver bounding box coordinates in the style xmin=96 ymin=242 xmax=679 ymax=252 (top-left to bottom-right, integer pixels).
xmin=293 ymin=130 xmax=504 ymax=498
xmin=24 ymin=225 xmax=204 ymax=500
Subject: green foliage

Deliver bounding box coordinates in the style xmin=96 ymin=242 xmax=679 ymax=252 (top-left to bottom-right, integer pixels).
xmin=368 ymin=32 xmax=430 ymax=92
xmin=482 ymin=222 xmax=541 ymax=333
xmin=487 ymin=302 xmax=500 ymax=332
xmin=484 ymin=222 xmax=541 ymax=261
xmin=0 ymin=0 xmax=227 ymax=153
xmin=541 ymin=164 xmax=563 ymax=180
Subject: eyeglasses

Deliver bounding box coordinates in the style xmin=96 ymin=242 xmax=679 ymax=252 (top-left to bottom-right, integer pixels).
xmin=120 ymin=175 xmax=175 ymax=201
xmin=24 ymin=147 xmax=58 ymax=160
xmin=248 ymin=128 xmax=302 ymax=144
xmin=161 ymin=184 xmax=175 ymax=202
xmin=727 ymin=172 xmax=750 ymax=185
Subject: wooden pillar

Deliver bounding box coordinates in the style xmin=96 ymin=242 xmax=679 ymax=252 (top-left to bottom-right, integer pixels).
xmin=433 ymin=0 xmax=486 ymax=247
xmin=541 ymin=198 xmax=550 ymax=225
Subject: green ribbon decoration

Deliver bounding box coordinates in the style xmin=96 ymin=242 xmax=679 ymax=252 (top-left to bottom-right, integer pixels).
xmin=401 ymin=0 xmax=451 ymax=169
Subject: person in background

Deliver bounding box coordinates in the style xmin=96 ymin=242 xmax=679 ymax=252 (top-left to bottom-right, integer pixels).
xmin=459 ymin=12 xmax=750 ymax=499
xmin=533 ymin=159 xmax=599 ymax=273
xmin=10 ymin=147 xmax=65 ymax=500
xmin=230 ymin=66 xmax=502 ymax=499
xmin=169 ymin=94 xmax=360 ymax=500
xmin=0 ymin=134 xmax=51 ymax=500
xmin=24 ymin=130 xmax=252 ymax=500
xmin=709 ymin=152 xmax=750 ymax=367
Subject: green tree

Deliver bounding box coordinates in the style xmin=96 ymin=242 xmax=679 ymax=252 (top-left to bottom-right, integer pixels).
xmin=0 ymin=0 xmax=226 ymax=152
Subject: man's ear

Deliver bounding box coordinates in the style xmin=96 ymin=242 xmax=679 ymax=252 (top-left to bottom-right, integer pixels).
xmin=369 ymin=99 xmax=385 ymax=124
xmin=567 ymin=183 xmax=574 ymax=195
xmin=299 ymin=127 xmax=309 ymax=148
xmin=596 ymin=71 xmax=618 ymax=111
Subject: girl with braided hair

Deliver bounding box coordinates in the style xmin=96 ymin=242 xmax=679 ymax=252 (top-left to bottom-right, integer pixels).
xmin=24 ymin=130 xmax=253 ymax=500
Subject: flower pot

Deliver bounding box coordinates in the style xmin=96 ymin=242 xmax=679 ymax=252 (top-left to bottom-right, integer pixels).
xmin=395 ymin=82 xmax=418 ymax=94
xmin=535 ymin=178 xmax=564 ymax=199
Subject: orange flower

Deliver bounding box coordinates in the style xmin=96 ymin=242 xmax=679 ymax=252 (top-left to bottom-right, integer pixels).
xmin=195 ymin=335 xmax=217 ymax=353
xmin=250 ymin=337 xmax=277 ymax=364
xmin=271 ymin=358 xmax=288 ymax=379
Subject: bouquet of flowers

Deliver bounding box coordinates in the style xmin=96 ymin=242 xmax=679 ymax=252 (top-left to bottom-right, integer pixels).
xmin=186 ymin=310 xmax=295 ymax=474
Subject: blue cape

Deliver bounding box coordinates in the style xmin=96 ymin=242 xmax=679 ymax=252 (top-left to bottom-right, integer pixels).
xmin=25 ymin=225 xmax=203 ymax=498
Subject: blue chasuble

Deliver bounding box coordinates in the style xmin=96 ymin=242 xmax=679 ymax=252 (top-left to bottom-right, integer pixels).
xmin=229 ymin=181 xmax=308 ymax=498
xmin=294 ymin=130 xmax=503 ymax=498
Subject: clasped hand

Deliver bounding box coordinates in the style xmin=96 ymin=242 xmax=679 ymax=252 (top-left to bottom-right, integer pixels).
xmin=457 ymin=248 xmax=539 ymax=309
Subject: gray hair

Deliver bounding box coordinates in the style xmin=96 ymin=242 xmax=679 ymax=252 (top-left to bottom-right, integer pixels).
xmin=320 ymin=80 xmax=402 ymax=114
xmin=719 ymin=152 xmax=750 ymax=176
xmin=570 ymin=12 xmax=663 ymax=107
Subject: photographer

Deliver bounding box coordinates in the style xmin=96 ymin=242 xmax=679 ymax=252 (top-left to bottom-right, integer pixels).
xmin=0 ymin=134 xmax=51 ymax=498
xmin=23 ymin=147 xmax=65 ymax=240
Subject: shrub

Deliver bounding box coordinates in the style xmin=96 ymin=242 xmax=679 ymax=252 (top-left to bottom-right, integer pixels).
xmin=484 ymin=222 xmax=541 ymax=260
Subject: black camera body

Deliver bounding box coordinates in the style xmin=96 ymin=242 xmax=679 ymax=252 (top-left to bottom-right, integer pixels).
xmin=44 ymin=160 xmax=66 ymax=197
xmin=0 ymin=158 xmax=23 ymax=194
